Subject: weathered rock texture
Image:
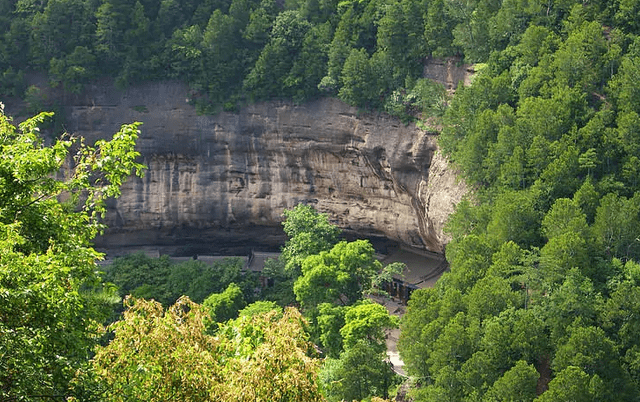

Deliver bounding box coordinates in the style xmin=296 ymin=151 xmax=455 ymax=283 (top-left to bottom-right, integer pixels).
xmin=49 ymin=80 xmax=466 ymax=255
xmin=423 ymin=56 xmax=475 ymax=93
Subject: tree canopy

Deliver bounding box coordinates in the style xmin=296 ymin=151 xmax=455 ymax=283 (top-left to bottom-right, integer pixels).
xmin=89 ymin=297 xmax=323 ymax=401
xmin=398 ymin=2 xmax=640 ymax=400
xmin=0 ymin=105 xmax=144 ymax=400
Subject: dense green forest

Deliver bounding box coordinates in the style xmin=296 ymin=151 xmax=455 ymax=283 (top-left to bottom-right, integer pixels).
xmin=3 ymin=0 xmax=640 ymax=400
xmin=1 ymin=0 xmax=446 ymax=116
xmin=396 ymin=2 xmax=640 ymax=402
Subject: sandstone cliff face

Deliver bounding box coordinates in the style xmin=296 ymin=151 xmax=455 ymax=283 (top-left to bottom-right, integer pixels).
xmin=423 ymin=56 xmax=474 ymax=93
xmin=63 ymin=81 xmax=466 ymax=255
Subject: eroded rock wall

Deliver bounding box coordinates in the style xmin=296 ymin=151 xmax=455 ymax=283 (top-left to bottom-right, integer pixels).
xmin=63 ymin=81 xmax=466 ymax=255
xmin=423 ymin=56 xmax=475 ymax=93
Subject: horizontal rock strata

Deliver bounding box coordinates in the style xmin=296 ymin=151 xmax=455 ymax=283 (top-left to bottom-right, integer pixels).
xmin=60 ymin=81 xmax=466 ymax=255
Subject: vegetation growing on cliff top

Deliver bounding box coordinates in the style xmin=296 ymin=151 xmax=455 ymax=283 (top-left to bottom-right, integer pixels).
xmin=3 ymin=0 xmax=640 ymax=122
xmin=1 ymin=0 xmax=448 ymax=119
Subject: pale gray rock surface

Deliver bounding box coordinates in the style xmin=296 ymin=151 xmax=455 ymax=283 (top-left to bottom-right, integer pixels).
xmin=47 ymin=80 xmax=467 ymax=255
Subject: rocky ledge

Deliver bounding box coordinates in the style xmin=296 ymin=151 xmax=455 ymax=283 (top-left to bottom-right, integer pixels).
xmin=56 ymin=81 xmax=466 ymax=255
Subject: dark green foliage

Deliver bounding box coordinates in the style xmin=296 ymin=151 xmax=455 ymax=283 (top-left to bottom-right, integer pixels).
xmin=168 ymin=258 xmax=253 ymax=303
xmin=338 ymin=47 xmax=377 ymax=107
xmin=244 ymin=10 xmax=314 ymax=100
xmin=2 ymin=0 xmax=615 ymax=121
xmin=398 ymin=2 xmax=640 ymax=401
xmin=103 ymin=253 xmax=172 ymax=304
xmin=320 ymin=340 xmax=398 ymax=402
xmin=260 ymin=256 xmax=298 ymax=306
xmin=49 ymin=46 xmax=98 ymax=93
xmin=103 ymin=253 xmax=257 ymax=306
xmin=0 ymin=0 xmax=542 ymax=116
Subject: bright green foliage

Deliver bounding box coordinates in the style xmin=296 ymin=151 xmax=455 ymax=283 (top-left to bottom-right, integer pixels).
xmin=541 ymin=198 xmax=590 ymax=240
xmin=603 ymin=261 xmax=640 ymax=385
xmin=203 ymin=282 xmax=247 ymax=324
xmin=280 ymin=204 xmax=401 ymax=400
xmin=535 ymin=366 xmax=600 ymax=402
xmin=592 ymin=192 xmax=640 ymax=261
xmin=484 ymin=360 xmax=538 ymax=402
xmin=426 ymin=311 xmax=478 ymax=377
xmin=539 ymin=231 xmax=591 ymax=283
xmin=0 ymin=107 xmax=144 ymax=400
xmin=551 ymin=325 xmax=634 ymax=400
xmin=340 ymin=300 xmax=398 ymax=353
xmin=397 ymin=287 xmax=442 ymax=379
xmin=315 ymin=303 xmax=347 ymax=358
xmin=239 ymin=300 xmax=283 ymax=319
xmin=479 ymin=309 xmax=549 ymax=375
xmin=281 ymin=204 xmax=342 ymax=276
xmin=91 ymin=297 xmax=222 ymax=401
xmin=463 ymin=274 xmax=522 ymax=320
xmin=90 ymin=297 xmax=324 ymax=401
xmin=486 ymin=189 xmax=542 ymax=248
xmin=543 ymin=269 xmax=603 ymax=343
xmin=293 ymin=239 xmax=383 ymax=307
xmin=442 ymin=234 xmax=493 ymax=291
xmin=399 ymin=1 xmax=640 ymax=399
xmin=452 ymin=0 xmax=502 ymax=62
xmin=314 ymin=299 xmax=398 ymax=359
xmin=294 ymin=252 xmax=350 ymax=307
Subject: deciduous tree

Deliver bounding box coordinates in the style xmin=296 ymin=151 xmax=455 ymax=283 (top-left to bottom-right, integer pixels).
xmin=0 ymin=106 xmax=144 ymax=400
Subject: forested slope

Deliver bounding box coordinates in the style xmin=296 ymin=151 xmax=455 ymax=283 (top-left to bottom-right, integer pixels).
xmin=2 ymin=0 xmax=446 ymax=116
xmin=396 ymin=2 xmax=640 ymax=401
